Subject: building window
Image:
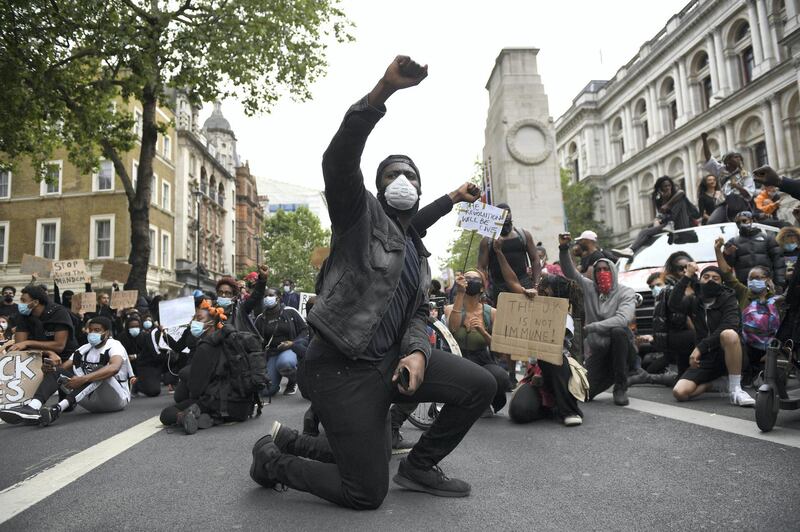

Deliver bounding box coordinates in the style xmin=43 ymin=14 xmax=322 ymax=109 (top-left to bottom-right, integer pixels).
xmin=162 ymin=181 xmax=171 ymax=211
xmin=741 ymin=47 xmax=754 ymax=85
xmin=753 ymin=141 xmax=768 ymax=167
xmin=163 ymin=135 xmax=171 ymax=159
xmin=36 ymin=218 xmax=60 ymax=259
xmin=0 ymin=221 xmax=8 ymax=264
xmin=618 ymin=204 xmax=632 ymax=229
xmin=0 ymin=170 xmax=10 ymax=199
xmin=161 ymin=231 xmax=171 ymax=270
xmin=149 ymin=226 xmax=158 ymax=266
xmin=90 ymin=215 xmax=115 ymax=259
xmin=95 ymin=160 xmax=114 ymax=191
xmin=151 ymin=174 xmax=158 ymax=205
xmin=41 ymin=161 xmax=62 ymax=195
xmin=134 ymin=109 xmax=143 ymax=138
xmin=701 ymin=76 xmax=713 ymax=111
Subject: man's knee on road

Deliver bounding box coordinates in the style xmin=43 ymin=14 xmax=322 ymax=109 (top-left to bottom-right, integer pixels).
xmin=344 ymin=482 xmax=389 ymax=511
xmin=672 ymin=379 xmax=694 ymax=402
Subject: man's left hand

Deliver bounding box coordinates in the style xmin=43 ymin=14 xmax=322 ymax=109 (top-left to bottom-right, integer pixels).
xmin=393 ymin=351 xmax=426 ymax=396
xmin=451 ymin=182 xmax=482 ymax=204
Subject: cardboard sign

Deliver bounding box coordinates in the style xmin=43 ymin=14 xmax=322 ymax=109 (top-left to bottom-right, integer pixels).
xmin=111 ymin=290 xmax=138 ymax=310
xmin=20 ymin=254 xmax=52 ymax=277
xmin=492 ymin=293 xmax=569 ymax=366
xmin=0 ymin=351 xmax=44 ymax=410
xmin=158 ymin=296 xmax=195 ymax=329
xmin=71 ymin=292 xmax=97 ymax=315
xmin=310 ymin=247 xmax=330 ymax=269
xmin=455 ymin=201 xmax=508 ymax=239
xmin=52 ymin=259 xmax=90 ymax=284
xmin=100 ymin=260 xmax=132 ymax=283
xmin=298 ymin=292 xmax=316 ymax=318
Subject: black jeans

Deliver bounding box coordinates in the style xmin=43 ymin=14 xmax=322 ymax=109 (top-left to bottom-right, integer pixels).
xmin=269 ymin=342 xmax=496 ymax=510
xmin=133 ymin=365 xmax=162 ymax=397
xmin=508 ymin=356 xmax=582 ymax=423
xmin=586 ymin=327 xmax=634 ymax=399
xmin=667 ymin=329 xmax=696 ymax=376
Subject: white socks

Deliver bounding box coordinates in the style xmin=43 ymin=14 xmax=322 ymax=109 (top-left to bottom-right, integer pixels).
xmin=57 ymin=399 xmax=70 ymax=411
xmin=28 ymin=399 xmax=42 ymax=410
xmin=728 ymin=374 xmax=742 ymax=393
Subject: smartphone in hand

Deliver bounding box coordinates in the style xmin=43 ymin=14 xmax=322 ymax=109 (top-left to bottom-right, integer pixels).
xmin=398 ymin=367 xmax=411 ymax=391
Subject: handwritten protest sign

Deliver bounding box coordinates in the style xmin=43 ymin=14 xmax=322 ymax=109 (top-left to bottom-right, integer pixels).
xmin=20 ymin=254 xmax=52 ymax=278
xmin=52 ymin=259 xmax=90 ymax=284
xmin=71 ymin=292 xmax=97 ymax=315
xmin=298 ymin=292 xmax=316 ymax=318
xmin=310 ymin=247 xmax=330 ymax=269
xmin=0 ymin=351 xmax=44 ymax=410
xmin=100 ymin=260 xmax=132 ymax=283
xmin=158 ymin=296 xmax=195 ymax=329
xmin=492 ymin=293 xmax=569 ymax=366
xmin=455 ymin=201 xmax=508 ymax=239
xmin=111 ymin=290 xmax=138 ymax=310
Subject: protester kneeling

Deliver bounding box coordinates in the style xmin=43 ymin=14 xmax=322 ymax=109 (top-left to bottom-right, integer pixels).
xmin=160 ymin=301 xmax=266 ymax=434
xmin=0 ymin=317 xmax=133 ymax=426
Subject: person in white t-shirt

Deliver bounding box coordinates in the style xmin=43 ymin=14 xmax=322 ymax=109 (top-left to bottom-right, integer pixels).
xmin=0 ymin=316 xmax=133 ymax=427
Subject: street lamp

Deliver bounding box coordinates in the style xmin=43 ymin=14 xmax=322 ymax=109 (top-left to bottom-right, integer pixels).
xmin=193 ymin=190 xmax=203 ymax=290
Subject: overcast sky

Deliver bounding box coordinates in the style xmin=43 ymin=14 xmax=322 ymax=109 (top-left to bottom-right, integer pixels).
xmin=204 ymin=0 xmax=689 ymax=278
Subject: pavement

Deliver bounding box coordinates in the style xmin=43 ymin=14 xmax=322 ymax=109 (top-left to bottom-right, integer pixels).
xmin=1 ymin=379 xmax=799 ymax=531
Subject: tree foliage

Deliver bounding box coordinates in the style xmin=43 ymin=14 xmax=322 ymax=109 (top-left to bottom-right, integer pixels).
xmin=0 ymin=0 xmax=351 ymax=293
xmin=440 ymin=159 xmax=483 ymax=275
xmin=261 ymin=207 xmax=330 ymax=292
xmin=560 ymin=168 xmax=611 ymax=246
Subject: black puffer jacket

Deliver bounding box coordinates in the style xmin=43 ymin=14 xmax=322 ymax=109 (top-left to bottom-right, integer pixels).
xmin=725 ymin=229 xmax=785 ymax=288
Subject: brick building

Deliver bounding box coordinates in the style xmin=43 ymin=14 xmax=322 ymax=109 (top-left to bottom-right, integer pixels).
xmin=235 ymin=162 xmax=265 ymax=274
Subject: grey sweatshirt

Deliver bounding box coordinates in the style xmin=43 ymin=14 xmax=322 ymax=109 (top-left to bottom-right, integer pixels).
xmin=559 ymin=246 xmax=636 ymax=352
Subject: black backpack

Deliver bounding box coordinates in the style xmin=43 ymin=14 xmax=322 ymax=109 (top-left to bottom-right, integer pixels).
xmin=202 ymin=326 xmax=268 ymax=418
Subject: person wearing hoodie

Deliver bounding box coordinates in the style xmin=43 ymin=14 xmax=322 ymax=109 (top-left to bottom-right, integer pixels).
xmin=723 ymin=210 xmax=785 ymax=290
xmin=558 ymin=233 xmax=637 ymax=406
xmin=776 ymin=226 xmax=800 ymax=280
xmin=669 ymin=263 xmax=755 ymax=407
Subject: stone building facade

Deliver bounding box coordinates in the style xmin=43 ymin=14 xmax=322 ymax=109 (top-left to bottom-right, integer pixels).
xmin=555 ymin=0 xmax=800 ymax=245
xmin=0 ymin=100 xmax=180 ymax=295
xmin=235 ymin=162 xmax=265 ymax=274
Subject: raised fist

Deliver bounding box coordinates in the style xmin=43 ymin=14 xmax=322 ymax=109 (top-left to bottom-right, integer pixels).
xmin=559 ymin=233 xmax=572 ymax=246
xmin=382 ymin=56 xmax=428 ymax=91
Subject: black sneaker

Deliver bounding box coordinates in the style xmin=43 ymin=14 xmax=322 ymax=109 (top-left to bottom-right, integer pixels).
xmin=197 ymin=413 xmax=214 ymax=430
xmin=302 ymin=407 xmax=319 ymax=437
xmin=39 ymin=405 xmax=61 ymax=427
xmin=283 ymin=382 xmax=297 ymax=395
xmin=613 ymin=388 xmax=629 ymax=406
xmin=393 ymin=458 xmax=470 ymax=498
xmin=0 ymin=404 xmax=42 ymax=424
xmin=391 ymin=429 xmax=414 ymax=454
xmin=250 ymin=435 xmax=282 ymax=489
xmin=270 ymin=421 xmax=298 ymax=454
xmin=627 ymin=368 xmax=649 ymax=387
xmin=180 ymin=404 xmax=201 ymax=435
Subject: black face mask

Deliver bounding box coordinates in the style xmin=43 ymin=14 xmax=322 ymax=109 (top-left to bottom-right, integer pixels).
xmin=500 ymin=221 xmax=513 ymax=236
xmin=465 ymin=279 xmax=483 ymax=296
xmin=3 ymin=295 xmax=12 ymax=303
xmin=700 ymin=281 xmax=722 ymax=299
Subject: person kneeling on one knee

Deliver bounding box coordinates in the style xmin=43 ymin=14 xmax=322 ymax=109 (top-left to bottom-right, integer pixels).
xmin=669 ymin=263 xmax=755 ymax=407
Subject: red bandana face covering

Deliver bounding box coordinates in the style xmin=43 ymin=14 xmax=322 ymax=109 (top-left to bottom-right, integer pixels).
xmin=595 ymin=271 xmax=613 ymax=294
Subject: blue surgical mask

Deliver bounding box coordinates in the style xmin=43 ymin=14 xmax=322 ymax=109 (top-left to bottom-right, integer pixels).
xmin=283 ymin=285 xmax=291 ymax=294
xmin=128 ymin=327 xmax=141 ymax=337
xmin=87 ymin=332 xmax=104 ymax=346
xmin=143 ymin=320 xmax=153 ymax=330
xmin=17 ymin=302 xmax=33 ymax=316
xmin=263 ymin=296 xmax=278 ymax=309
xmin=216 ymin=296 xmax=232 ymax=308
xmin=785 ymin=243 xmax=798 ymax=252
xmin=748 ymin=279 xmax=768 ymax=294
xmin=190 ymin=320 xmax=206 ymax=337
xmin=651 ymin=285 xmax=664 ymax=298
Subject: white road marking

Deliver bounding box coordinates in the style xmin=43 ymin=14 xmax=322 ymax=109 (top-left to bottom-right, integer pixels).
xmin=0 ymin=415 xmax=163 ymax=525
xmin=597 ymin=392 xmax=800 ymax=449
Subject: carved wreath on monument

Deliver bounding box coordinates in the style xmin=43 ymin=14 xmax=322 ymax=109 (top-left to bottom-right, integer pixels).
xmin=505 ymin=118 xmax=554 ymax=165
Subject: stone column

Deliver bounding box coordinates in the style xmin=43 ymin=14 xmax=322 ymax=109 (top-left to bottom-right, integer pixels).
xmin=747 ymin=0 xmax=766 ymax=69
xmin=676 ymin=61 xmax=688 ymax=123
xmin=770 ymin=97 xmax=787 ymax=170
xmin=604 ymin=122 xmax=614 ymax=170
xmin=724 ymin=121 xmax=736 ymax=153
xmin=629 ymin=175 xmax=641 ymax=225
xmin=761 ymin=100 xmax=778 ymax=169
xmin=756 ymin=0 xmax=776 ymax=65
xmin=648 ymin=84 xmax=661 ymax=138
xmin=713 ymin=29 xmax=729 ymax=96
xmin=623 ymin=104 xmax=635 ymax=154
xmin=685 ymin=146 xmax=698 ymax=205
xmin=583 ymin=127 xmax=595 ymax=172
xmin=706 ymin=33 xmax=721 ymax=99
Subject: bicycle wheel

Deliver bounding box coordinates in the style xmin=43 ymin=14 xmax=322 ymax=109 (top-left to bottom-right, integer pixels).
xmin=408 ymin=402 xmax=442 ymax=430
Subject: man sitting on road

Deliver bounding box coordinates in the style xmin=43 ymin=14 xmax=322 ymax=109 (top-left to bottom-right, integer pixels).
xmin=670 ymin=263 xmax=755 ymax=407
xmin=558 ymin=233 xmax=637 ymax=406
xmin=0 ymin=317 xmax=133 ymax=426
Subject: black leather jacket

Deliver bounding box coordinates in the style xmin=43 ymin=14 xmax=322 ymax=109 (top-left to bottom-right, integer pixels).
xmin=307 ymin=96 xmax=432 ymax=363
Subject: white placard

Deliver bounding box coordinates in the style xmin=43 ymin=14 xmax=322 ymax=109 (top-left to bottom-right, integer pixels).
xmin=298 ymin=292 xmax=315 ymax=318
xmin=455 ymin=201 xmax=508 ymax=239
xmin=158 ymin=296 xmax=195 ymax=329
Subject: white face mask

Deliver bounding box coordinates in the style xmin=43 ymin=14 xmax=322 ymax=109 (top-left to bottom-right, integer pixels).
xmin=383 ymin=174 xmax=419 ymax=211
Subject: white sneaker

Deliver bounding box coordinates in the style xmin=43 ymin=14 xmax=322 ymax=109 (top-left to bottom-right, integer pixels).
xmin=730 ymin=388 xmax=755 ymax=407
xmin=563 ymin=415 xmax=583 ymax=427
xmin=663 ymin=221 xmax=675 ymax=233
xmin=612 ymin=247 xmax=634 ymax=258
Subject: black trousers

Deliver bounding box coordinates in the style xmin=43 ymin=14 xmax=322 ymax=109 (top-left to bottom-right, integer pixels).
xmin=270 ymin=343 xmax=496 ymax=510
xmin=508 ymin=356 xmax=582 ymax=423
xmin=133 ymin=365 xmax=162 ymax=397
xmin=33 ymin=369 xmax=84 ymax=405
xmin=667 ymin=329 xmax=696 ymax=376
xmin=586 ymin=327 xmax=633 ymax=399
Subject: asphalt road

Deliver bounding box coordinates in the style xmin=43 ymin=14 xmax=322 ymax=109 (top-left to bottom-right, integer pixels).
xmin=2 ymin=380 xmax=799 ymax=531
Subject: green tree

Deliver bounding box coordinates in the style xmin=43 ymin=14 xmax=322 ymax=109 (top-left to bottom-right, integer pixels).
xmin=261 ymin=207 xmax=330 ymax=292
xmin=440 ymin=159 xmax=483 ymax=274
xmin=0 ymin=0 xmax=350 ymax=293
xmin=560 ymin=168 xmax=611 ymax=246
